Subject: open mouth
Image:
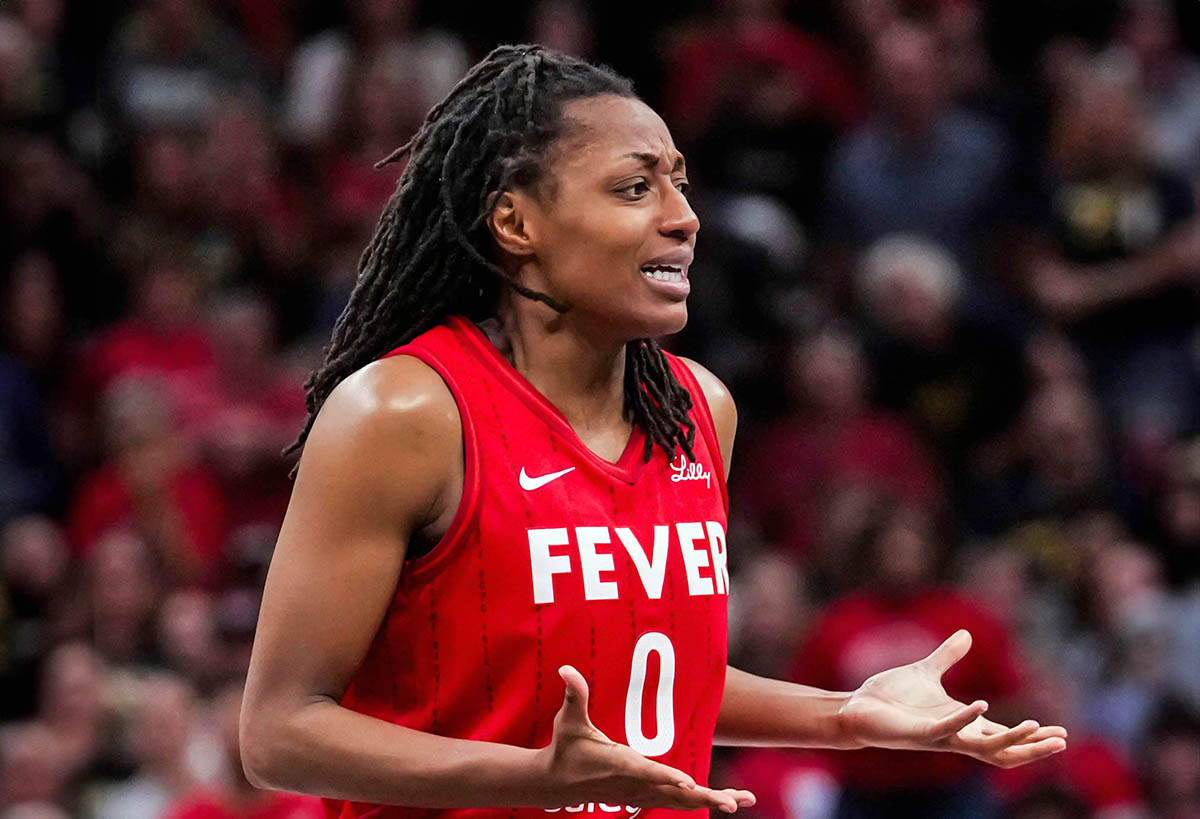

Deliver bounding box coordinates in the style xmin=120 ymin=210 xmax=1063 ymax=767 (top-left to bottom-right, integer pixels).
xmin=639 ymin=263 xmax=687 ymax=283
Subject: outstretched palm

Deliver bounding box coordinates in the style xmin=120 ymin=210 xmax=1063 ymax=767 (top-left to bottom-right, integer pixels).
xmin=838 ymin=630 xmax=1067 ymax=768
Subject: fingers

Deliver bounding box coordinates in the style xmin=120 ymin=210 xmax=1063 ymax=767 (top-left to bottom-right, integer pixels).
xmin=993 ymin=735 xmax=1068 ymax=768
xmin=1003 ymin=724 xmax=1068 ymax=745
xmin=647 ymin=782 xmax=755 ymax=813
xmin=633 ymin=756 xmax=696 ymax=792
xmin=557 ymin=665 xmax=591 ymax=724
xmin=920 ymin=630 xmax=973 ymax=677
xmin=627 ymin=755 xmax=753 ymax=812
xmin=954 ymin=718 xmax=1070 ymax=767
xmin=708 ymin=788 xmax=757 ymax=814
xmin=927 ymin=700 xmax=988 ymax=738
xmin=976 ymin=719 xmax=1041 ymax=753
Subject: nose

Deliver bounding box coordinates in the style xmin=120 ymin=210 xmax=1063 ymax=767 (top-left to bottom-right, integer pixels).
xmin=661 ymin=185 xmax=700 ymax=240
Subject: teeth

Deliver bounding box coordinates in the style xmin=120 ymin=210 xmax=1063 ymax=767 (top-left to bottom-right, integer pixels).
xmin=640 ymin=264 xmax=685 ymax=282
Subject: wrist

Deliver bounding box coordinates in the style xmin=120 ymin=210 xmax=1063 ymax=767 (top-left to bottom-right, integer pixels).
xmin=511 ymin=745 xmax=561 ymax=808
xmin=831 ymin=691 xmax=868 ymax=750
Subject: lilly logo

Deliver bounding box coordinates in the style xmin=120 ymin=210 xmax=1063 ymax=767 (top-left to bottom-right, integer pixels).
xmin=669 ymin=454 xmax=711 ymax=489
xmin=544 ymin=805 xmax=641 ymax=817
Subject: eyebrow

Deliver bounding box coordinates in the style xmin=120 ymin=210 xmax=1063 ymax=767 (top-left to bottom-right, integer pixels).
xmin=622 ymin=151 xmax=686 ymax=173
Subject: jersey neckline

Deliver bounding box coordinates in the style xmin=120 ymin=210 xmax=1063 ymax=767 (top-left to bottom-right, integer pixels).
xmin=448 ymin=315 xmax=649 ymax=485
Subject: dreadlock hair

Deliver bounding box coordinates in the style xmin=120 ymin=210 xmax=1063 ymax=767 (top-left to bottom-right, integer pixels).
xmin=285 ymin=44 xmax=696 ymax=476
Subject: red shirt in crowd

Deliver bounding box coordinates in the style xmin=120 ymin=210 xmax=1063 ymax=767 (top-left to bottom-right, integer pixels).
xmin=664 ymin=22 xmax=862 ymax=138
xmin=724 ymin=749 xmax=840 ymax=819
xmin=737 ymin=413 xmax=940 ymax=556
xmin=84 ymin=319 xmax=220 ymax=428
xmin=67 ymin=462 xmax=228 ymax=572
xmin=791 ymin=589 xmax=1024 ymax=791
xmin=991 ymin=735 xmax=1145 ymax=812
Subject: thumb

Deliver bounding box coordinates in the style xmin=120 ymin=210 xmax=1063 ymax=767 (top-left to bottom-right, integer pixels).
xmin=921 ymin=630 xmax=973 ymax=677
xmin=557 ymin=665 xmax=592 ymax=724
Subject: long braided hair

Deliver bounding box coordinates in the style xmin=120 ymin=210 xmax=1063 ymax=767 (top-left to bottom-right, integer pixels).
xmin=286 ymin=44 xmax=696 ymax=474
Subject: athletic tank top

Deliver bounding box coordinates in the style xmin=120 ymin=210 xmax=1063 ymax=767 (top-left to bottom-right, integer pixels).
xmin=322 ymin=315 xmax=730 ymax=819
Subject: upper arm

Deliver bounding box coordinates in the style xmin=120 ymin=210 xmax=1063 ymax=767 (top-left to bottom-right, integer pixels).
xmin=679 ymin=357 xmax=737 ymax=477
xmin=242 ymin=355 xmax=461 ymax=727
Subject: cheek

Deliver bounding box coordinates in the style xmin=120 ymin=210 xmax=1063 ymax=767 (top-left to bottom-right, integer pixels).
xmin=545 ymin=214 xmax=645 ymax=290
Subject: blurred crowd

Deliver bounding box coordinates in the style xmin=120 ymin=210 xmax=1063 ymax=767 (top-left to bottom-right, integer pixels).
xmin=0 ymin=0 xmax=1197 ymax=817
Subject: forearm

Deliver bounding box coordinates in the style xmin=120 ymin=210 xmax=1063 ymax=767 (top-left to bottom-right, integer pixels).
xmin=243 ymin=698 xmax=547 ymax=808
xmin=714 ymin=666 xmax=860 ymax=749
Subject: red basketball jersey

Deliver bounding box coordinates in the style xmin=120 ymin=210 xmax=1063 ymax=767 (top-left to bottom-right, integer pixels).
xmin=322 ymin=316 xmax=730 ymax=819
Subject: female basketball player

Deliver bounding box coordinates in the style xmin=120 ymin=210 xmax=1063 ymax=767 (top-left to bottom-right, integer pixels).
xmin=240 ymin=45 xmax=1067 ymax=817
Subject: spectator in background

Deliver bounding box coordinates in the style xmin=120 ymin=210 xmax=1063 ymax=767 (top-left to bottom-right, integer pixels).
xmin=792 ymin=498 xmax=1025 ymax=819
xmin=197 ymin=293 xmax=303 ymax=532
xmin=735 ymin=323 xmax=940 ymax=560
xmin=856 ymin=235 xmax=1027 ymax=518
xmin=1109 ymin=0 xmax=1200 ymax=180
xmin=3 ymin=0 xmax=68 ymax=127
xmin=0 ymin=134 xmax=112 ymax=330
xmin=156 ymin=590 xmax=224 ymax=696
xmin=58 ymin=531 xmax=161 ymax=668
xmin=969 ymin=382 xmax=1116 ymax=537
xmin=992 ymin=669 xmax=1148 ymax=818
xmin=282 ymin=0 xmax=467 ymax=150
xmin=1065 ymin=540 xmax=1173 ymax=755
xmin=662 ymin=0 xmax=861 ymax=221
xmin=1168 ymin=579 xmax=1200 ymax=714
xmin=1152 ymin=436 xmax=1200 ymax=589
xmin=67 ymin=377 xmax=226 ymax=586
xmin=0 ymin=17 xmax=42 ymax=127
xmin=823 ymin=19 xmax=1012 ymax=279
xmin=1001 ymin=786 xmax=1090 ymax=819
xmin=2 ymin=251 xmax=68 ymax=390
xmin=82 ymin=247 xmax=218 ymax=435
xmin=727 ymin=552 xmax=811 ymax=681
xmin=35 ymin=643 xmax=109 ymax=798
xmin=109 ymin=128 xmax=215 ymax=292
xmin=0 ymin=518 xmax=70 ymax=721
xmin=197 ymin=93 xmax=313 ymax=295
xmin=1140 ymin=701 xmax=1200 ymax=819
xmin=527 ymin=0 xmax=594 ymax=60
xmin=161 ymin=680 xmax=324 ymax=819
xmin=0 ymin=354 xmax=63 ymax=526
xmin=0 ymin=722 xmax=69 ymax=813
xmin=316 ymin=50 xmax=411 ymax=238
xmin=1023 ymin=58 xmax=1200 ymax=486
xmin=101 ymin=0 xmax=263 ymax=133
xmin=89 ymin=673 xmax=202 ymax=819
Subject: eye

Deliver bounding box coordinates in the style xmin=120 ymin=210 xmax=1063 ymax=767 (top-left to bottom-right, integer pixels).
xmin=675 ymin=180 xmax=691 ymax=196
xmin=618 ymin=179 xmax=651 ymax=198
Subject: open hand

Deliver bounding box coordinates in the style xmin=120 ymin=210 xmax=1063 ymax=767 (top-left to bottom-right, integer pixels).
xmin=838 ymin=630 xmax=1067 ymax=768
xmin=534 ymin=665 xmax=756 ymax=813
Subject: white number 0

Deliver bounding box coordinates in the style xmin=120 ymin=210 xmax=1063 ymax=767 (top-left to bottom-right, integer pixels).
xmin=624 ymin=632 xmax=675 ymax=756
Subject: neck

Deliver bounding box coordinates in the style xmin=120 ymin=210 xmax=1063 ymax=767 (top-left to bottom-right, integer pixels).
xmin=490 ymin=302 xmax=631 ymax=447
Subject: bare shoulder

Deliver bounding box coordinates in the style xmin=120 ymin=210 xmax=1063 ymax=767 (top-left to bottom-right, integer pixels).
xmin=307 ymin=355 xmax=460 ymax=455
xmin=677 ymin=357 xmax=737 ymax=473
xmin=294 ymin=354 xmax=462 ymax=522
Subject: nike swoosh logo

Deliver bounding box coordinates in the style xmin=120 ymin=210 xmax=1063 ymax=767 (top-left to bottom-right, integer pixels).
xmin=519 ymin=466 xmax=576 ymax=490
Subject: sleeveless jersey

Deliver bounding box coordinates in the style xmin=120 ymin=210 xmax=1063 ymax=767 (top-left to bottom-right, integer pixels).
xmin=322 ymin=316 xmax=730 ymax=819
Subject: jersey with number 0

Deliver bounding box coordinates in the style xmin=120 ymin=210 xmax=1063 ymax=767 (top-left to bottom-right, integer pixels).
xmin=321 ymin=315 xmax=730 ymax=819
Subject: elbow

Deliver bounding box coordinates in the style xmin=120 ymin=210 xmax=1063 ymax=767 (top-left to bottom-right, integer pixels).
xmin=239 ymin=709 xmax=284 ymax=790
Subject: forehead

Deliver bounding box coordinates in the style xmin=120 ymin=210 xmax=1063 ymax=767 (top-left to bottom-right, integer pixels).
xmin=552 ymin=95 xmax=681 ymax=171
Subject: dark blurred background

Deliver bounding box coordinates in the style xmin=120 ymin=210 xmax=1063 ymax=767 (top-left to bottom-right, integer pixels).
xmin=0 ymin=0 xmax=1198 ymax=817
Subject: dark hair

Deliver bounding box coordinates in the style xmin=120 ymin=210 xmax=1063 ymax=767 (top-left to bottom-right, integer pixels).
xmin=286 ymin=44 xmax=695 ymax=474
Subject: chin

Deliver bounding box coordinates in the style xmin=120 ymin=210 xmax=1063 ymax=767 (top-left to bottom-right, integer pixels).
xmin=633 ymin=302 xmax=688 ymax=341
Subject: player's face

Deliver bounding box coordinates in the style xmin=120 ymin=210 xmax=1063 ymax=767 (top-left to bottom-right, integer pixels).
xmin=518 ymin=95 xmax=699 ymax=340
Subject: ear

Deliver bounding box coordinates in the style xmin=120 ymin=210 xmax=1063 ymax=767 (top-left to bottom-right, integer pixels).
xmin=487 ymin=190 xmax=539 ymax=259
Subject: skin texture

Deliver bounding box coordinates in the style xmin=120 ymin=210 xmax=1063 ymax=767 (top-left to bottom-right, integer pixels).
xmin=240 ymin=94 xmax=1065 ymax=813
